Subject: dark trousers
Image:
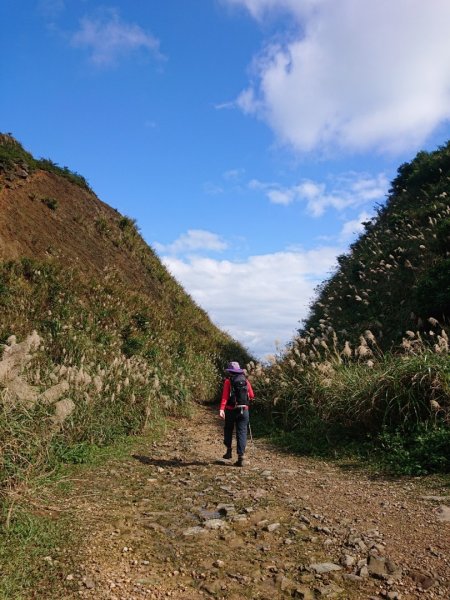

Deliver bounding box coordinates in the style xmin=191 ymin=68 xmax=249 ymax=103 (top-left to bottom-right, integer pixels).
xmin=224 ymin=408 xmax=249 ymax=456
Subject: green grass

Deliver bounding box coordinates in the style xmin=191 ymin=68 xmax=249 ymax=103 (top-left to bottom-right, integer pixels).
xmin=0 ymin=257 xmax=250 ymax=493
xmin=0 ymin=417 xmax=169 ymax=599
xmin=0 ymin=507 xmax=73 ymax=600
xmin=0 ymin=134 xmax=93 ymax=193
xmin=301 ymin=141 xmax=450 ymax=351
xmin=248 ymin=333 xmax=449 ymax=475
xmin=40 ymin=196 xmax=58 ymax=210
xmin=251 ymin=405 xmax=450 ymax=476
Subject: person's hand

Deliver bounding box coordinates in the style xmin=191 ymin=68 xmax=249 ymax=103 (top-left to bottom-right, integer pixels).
xmin=219 ymin=409 xmax=225 ymax=419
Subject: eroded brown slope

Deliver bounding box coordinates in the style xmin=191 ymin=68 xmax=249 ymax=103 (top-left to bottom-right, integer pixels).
xmin=0 ymin=168 xmax=163 ymax=295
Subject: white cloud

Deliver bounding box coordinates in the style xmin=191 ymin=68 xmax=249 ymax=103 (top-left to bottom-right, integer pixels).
xmin=203 ymin=182 xmax=225 ymax=195
xmin=249 ymin=173 xmax=388 ymax=216
xmin=161 ymin=245 xmax=340 ymax=358
xmin=38 ymin=0 xmax=65 ymax=18
xmin=223 ymin=168 xmax=246 ymax=181
xmin=154 ymin=229 xmax=228 ymax=255
xmin=225 ymin=0 xmax=314 ymax=20
xmin=227 ymin=0 xmax=450 ymax=153
xmin=71 ymin=10 xmax=163 ymax=66
xmin=214 ymin=100 xmax=236 ymax=110
xmin=339 ymin=211 xmax=373 ymax=242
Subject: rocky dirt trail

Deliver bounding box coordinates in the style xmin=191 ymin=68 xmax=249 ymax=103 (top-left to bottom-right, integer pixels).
xmin=44 ymin=406 xmax=448 ymax=600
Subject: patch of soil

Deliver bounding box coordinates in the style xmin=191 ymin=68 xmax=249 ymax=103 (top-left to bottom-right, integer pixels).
xmin=0 ymin=169 xmax=161 ymax=294
xmin=36 ymin=406 xmax=449 ymax=599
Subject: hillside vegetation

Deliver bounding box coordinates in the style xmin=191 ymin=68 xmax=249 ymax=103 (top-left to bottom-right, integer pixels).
xmin=248 ymin=142 xmax=450 ymax=474
xmin=0 ymin=134 xmax=250 ymax=494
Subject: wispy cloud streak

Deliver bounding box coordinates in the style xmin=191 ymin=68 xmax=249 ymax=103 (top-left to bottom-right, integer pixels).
xmin=72 ymin=10 xmax=164 ymax=66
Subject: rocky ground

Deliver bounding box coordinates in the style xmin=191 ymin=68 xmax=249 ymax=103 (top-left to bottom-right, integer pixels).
xmin=41 ymin=406 xmax=449 ymax=599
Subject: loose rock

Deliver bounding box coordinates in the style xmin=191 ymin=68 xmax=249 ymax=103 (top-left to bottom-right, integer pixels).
xmin=310 ymin=562 xmax=342 ymax=574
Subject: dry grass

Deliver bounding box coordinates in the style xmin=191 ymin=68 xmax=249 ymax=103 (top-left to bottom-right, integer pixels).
xmin=0 ymin=259 xmax=250 ymax=500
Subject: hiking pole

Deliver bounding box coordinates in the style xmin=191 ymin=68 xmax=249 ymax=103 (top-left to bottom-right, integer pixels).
xmin=248 ymin=421 xmax=254 ymax=445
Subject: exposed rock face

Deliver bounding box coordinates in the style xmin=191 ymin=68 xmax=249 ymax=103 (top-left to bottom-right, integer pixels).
xmin=0 ymin=331 xmax=76 ymax=426
xmin=52 ymin=398 xmax=76 ymax=426
xmin=0 ymin=135 xmax=171 ymax=295
xmin=0 ymin=331 xmax=41 ymax=408
xmin=41 ymin=381 xmax=70 ymax=405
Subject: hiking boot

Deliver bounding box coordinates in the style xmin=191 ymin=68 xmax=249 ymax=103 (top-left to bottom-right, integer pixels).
xmin=234 ymin=455 xmax=245 ymax=467
xmin=223 ymin=448 xmax=232 ymax=460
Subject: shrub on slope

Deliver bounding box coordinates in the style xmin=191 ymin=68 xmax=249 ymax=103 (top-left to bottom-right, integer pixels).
xmin=303 ymin=142 xmax=450 ymax=349
xmin=0 ymin=259 xmax=249 ymax=491
xmin=0 ymin=133 xmax=92 ymax=192
xmin=247 ymin=143 xmax=450 ymax=474
xmin=0 ymin=134 xmax=252 ymax=491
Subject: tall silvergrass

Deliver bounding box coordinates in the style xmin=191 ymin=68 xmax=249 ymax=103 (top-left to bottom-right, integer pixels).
xmin=0 ymin=259 xmax=249 ymax=495
xmin=247 ymin=326 xmax=449 ymax=472
xmin=302 ymin=142 xmax=450 ymax=352
xmin=246 ymin=144 xmax=450 ymax=473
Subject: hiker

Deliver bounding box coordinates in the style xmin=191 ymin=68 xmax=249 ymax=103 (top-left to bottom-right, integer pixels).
xmin=219 ymin=361 xmax=254 ymax=467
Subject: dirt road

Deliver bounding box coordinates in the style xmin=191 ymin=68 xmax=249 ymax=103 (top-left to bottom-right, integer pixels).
xmin=46 ymin=406 xmax=449 ymax=599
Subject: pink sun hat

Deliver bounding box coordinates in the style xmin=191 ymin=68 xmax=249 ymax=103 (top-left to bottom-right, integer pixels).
xmin=225 ymin=361 xmax=244 ymax=374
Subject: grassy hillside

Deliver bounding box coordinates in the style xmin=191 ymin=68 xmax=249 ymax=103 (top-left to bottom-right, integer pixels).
xmin=0 ymin=134 xmax=250 ymax=494
xmin=303 ymin=142 xmax=450 ymax=347
xmin=248 ymin=143 xmax=450 ymax=474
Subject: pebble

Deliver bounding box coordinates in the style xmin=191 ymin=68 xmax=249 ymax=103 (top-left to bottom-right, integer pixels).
xmin=257 ymin=519 xmax=269 ymax=528
xmin=359 ymin=566 xmax=369 ymax=578
xmin=204 ymin=518 xmax=227 ymax=530
xmin=213 ymin=560 xmax=225 ymax=568
xmin=300 ymin=515 xmax=311 ymax=524
xmin=182 ymin=526 xmax=206 ymax=536
xmin=340 ymin=554 xmax=356 ymax=568
xmin=410 ymin=570 xmax=436 ymax=590
xmin=83 ymin=577 xmax=95 ymax=589
xmin=436 ymin=505 xmax=450 ymax=522
xmin=310 ymin=562 xmax=342 ymax=574
xmin=216 ymin=503 xmax=235 ymax=515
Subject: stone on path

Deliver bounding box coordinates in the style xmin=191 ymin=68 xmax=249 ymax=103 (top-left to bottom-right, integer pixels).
xmin=82 ymin=577 xmax=96 ymax=589
xmin=216 ymin=503 xmax=235 ymax=516
xmin=421 ymin=495 xmax=450 ymax=501
xmin=436 ymin=505 xmax=450 ymax=522
xmin=367 ymin=555 xmax=401 ymax=580
xmin=183 ymin=526 xmax=207 ymax=537
xmin=204 ymin=518 xmax=227 ymax=530
xmin=310 ymin=562 xmax=342 ymax=574
xmin=367 ymin=555 xmax=387 ymax=579
xmin=294 ymin=585 xmax=315 ymax=600
xmin=340 ymin=554 xmax=356 ymax=568
xmin=410 ymin=570 xmax=436 ymax=590
xmin=315 ymin=583 xmax=345 ymax=597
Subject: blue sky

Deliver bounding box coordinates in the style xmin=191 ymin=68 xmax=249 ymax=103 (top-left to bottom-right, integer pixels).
xmin=2 ymin=1 xmax=450 ymax=358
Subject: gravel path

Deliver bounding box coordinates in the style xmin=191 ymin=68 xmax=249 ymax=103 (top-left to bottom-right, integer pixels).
xmin=49 ymin=405 xmax=449 ymax=599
